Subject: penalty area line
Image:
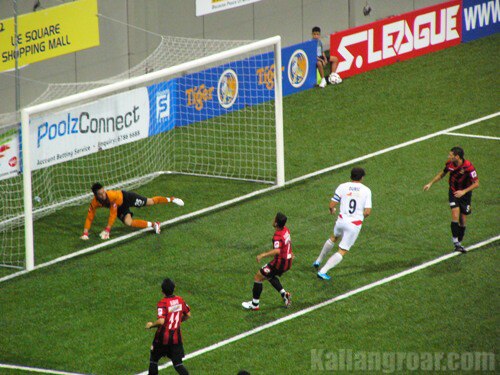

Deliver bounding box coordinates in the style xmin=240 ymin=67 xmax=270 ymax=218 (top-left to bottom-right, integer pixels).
xmin=141 ymin=235 xmax=499 ymax=374
xmin=443 ymin=132 xmax=500 ymax=141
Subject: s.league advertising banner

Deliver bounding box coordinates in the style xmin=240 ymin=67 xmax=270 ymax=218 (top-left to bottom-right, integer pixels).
xmin=462 ymin=0 xmax=499 ymax=42
xmin=0 ymin=0 xmax=99 ymax=72
xmin=330 ymin=0 xmax=462 ymax=78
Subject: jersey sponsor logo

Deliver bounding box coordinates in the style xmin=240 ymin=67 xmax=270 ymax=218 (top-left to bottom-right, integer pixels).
xmin=186 ymin=84 xmax=215 ymax=111
xmin=287 ymin=49 xmax=308 ymax=88
xmin=168 ymin=304 xmax=182 ymax=313
xmin=218 ymin=69 xmax=238 ymax=109
xmin=156 ymin=89 xmax=170 ymax=120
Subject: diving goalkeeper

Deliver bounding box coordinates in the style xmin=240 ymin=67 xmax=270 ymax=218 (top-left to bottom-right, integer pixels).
xmin=80 ymin=183 xmax=184 ymax=240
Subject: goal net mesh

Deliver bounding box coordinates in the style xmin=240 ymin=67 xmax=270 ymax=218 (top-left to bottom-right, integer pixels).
xmin=0 ymin=36 xmax=279 ymax=270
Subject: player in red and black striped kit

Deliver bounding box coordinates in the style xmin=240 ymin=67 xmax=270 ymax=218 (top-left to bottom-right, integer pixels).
xmin=145 ymin=278 xmax=191 ymax=375
xmin=242 ymin=212 xmax=293 ymax=310
xmin=424 ymin=147 xmax=479 ymax=253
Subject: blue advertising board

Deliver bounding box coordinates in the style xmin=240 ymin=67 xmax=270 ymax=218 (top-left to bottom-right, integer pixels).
xmin=147 ymin=40 xmax=316 ymax=132
xmin=462 ymin=0 xmax=500 ymax=42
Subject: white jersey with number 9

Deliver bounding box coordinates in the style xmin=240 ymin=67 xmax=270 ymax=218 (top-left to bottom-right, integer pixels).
xmin=333 ymin=182 xmax=372 ymax=222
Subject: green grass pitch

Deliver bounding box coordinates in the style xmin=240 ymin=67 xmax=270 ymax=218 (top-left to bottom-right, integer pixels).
xmin=0 ymin=35 xmax=498 ymax=374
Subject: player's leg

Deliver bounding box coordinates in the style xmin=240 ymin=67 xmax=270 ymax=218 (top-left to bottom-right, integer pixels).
xmin=148 ymin=343 xmax=164 ymax=375
xmin=450 ymin=206 xmax=465 ymax=252
xmin=242 ymin=268 xmax=267 ymax=310
xmin=458 ymin=195 xmax=471 ymax=245
xmin=449 ymin=191 xmax=465 ymax=252
xmin=318 ymin=223 xmax=359 ymax=280
xmin=147 ymin=196 xmax=185 ymax=206
xmin=314 ymin=223 xmax=342 ymax=268
xmin=330 ymin=55 xmax=339 ymax=73
xmin=268 ymin=275 xmax=291 ymax=308
xmin=168 ymin=345 xmax=189 ymax=375
xmin=121 ymin=212 xmax=160 ymax=234
xmin=317 ymin=59 xmax=325 ymax=78
xmin=317 ymin=59 xmax=327 ymax=88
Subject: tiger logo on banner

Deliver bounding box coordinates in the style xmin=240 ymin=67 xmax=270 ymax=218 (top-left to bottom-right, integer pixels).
xmin=218 ymin=69 xmax=239 ymax=109
xmin=287 ymin=49 xmax=308 ymax=88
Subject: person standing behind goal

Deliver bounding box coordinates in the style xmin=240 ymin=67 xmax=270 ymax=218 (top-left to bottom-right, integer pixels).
xmin=314 ymin=168 xmax=372 ymax=280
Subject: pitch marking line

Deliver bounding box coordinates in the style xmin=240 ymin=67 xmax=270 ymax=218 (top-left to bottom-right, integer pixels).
xmin=443 ymin=132 xmax=500 ymax=141
xmin=1 ymin=111 xmax=498 ymax=285
xmin=0 ymin=363 xmax=88 ymax=375
xmin=140 ymin=235 xmax=499 ymax=373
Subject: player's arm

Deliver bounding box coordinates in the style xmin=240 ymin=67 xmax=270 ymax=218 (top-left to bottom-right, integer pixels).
xmin=182 ymin=311 xmax=191 ymax=322
xmin=101 ymin=191 xmax=122 ymax=240
xmin=423 ymin=170 xmax=447 ymax=191
xmin=364 ymin=208 xmax=372 ymax=218
xmin=454 ymin=179 xmax=479 ymax=198
xmin=329 ymin=199 xmax=339 ymax=214
xmin=256 ymin=248 xmax=280 ymax=263
xmin=81 ymin=199 xmax=99 ymax=240
xmin=145 ymin=318 xmax=165 ymax=329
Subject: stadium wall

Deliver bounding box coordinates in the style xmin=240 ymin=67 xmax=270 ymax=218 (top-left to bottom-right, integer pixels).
xmin=0 ymin=0 xmax=446 ymax=115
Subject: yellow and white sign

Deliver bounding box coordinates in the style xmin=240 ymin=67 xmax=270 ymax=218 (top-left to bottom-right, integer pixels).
xmin=0 ymin=0 xmax=99 ymax=72
xmin=196 ymin=0 xmax=262 ymax=16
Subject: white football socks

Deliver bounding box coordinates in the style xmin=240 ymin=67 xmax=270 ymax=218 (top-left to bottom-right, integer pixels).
xmin=316 ymin=238 xmax=335 ymax=264
xmin=319 ymin=252 xmax=343 ymax=274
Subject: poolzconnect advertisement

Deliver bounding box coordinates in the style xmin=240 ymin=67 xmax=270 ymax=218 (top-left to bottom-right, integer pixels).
xmin=31 ymin=88 xmax=150 ymax=170
xmin=330 ymin=0 xmax=462 ymax=78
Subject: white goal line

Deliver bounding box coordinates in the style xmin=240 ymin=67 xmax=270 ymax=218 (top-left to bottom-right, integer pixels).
xmin=141 ymin=235 xmax=499 ymax=373
xmin=1 ymin=111 xmax=498 ymax=284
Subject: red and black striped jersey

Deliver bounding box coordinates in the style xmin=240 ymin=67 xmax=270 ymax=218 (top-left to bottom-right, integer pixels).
xmin=444 ymin=160 xmax=478 ymax=192
xmin=269 ymin=226 xmax=293 ymax=272
xmin=154 ymin=295 xmax=190 ymax=345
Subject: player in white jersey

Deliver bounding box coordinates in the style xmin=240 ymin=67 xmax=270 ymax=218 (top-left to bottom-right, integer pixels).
xmin=314 ymin=167 xmax=372 ymax=280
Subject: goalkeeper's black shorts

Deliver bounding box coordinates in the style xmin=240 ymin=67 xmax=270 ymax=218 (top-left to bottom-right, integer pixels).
xmin=118 ymin=190 xmax=148 ymax=221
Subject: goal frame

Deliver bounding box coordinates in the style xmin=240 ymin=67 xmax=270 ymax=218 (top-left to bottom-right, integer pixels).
xmin=20 ymin=36 xmax=284 ymax=271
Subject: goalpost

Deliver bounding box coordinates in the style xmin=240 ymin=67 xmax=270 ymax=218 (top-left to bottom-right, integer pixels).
xmin=1 ymin=36 xmax=283 ymax=273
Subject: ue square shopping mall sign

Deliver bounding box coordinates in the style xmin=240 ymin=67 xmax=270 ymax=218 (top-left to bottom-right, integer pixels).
xmin=0 ymin=0 xmax=99 ymax=72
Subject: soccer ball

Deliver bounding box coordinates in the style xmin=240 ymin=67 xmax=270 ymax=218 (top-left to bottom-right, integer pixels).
xmin=328 ymin=73 xmax=343 ymax=85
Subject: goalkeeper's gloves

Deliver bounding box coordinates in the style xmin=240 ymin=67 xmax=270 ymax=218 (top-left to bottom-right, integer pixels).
xmin=80 ymin=230 xmax=89 ymax=241
xmin=169 ymin=197 xmax=185 ymax=206
xmin=100 ymin=227 xmax=111 ymax=240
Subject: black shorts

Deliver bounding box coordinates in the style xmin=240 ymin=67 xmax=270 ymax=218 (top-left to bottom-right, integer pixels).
xmin=150 ymin=342 xmax=185 ymax=365
xmin=117 ymin=190 xmax=148 ymax=222
xmin=259 ymin=263 xmax=287 ymax=278
xmin=448 ymin=190 xmax=472 ymax=215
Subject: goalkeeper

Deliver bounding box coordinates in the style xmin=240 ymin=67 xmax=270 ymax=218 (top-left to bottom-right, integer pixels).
xmin=80 ymin=182 xmax=184 ymax=240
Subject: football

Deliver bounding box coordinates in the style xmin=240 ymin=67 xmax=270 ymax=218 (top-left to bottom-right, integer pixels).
xmin=328 ymin=73 xmax=343 ymax=85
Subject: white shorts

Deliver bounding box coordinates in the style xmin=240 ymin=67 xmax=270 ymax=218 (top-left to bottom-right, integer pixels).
xmin=333 ymin=218 xmax=362 ymax=251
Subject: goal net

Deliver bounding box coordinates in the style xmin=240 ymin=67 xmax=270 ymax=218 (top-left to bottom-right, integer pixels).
xmin=0 ymin=36 xmax=283 ymax=273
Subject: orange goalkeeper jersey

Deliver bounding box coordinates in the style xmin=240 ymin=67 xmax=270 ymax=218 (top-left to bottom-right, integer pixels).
xmin=84 ymin=190 xmax=124 ymax=230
